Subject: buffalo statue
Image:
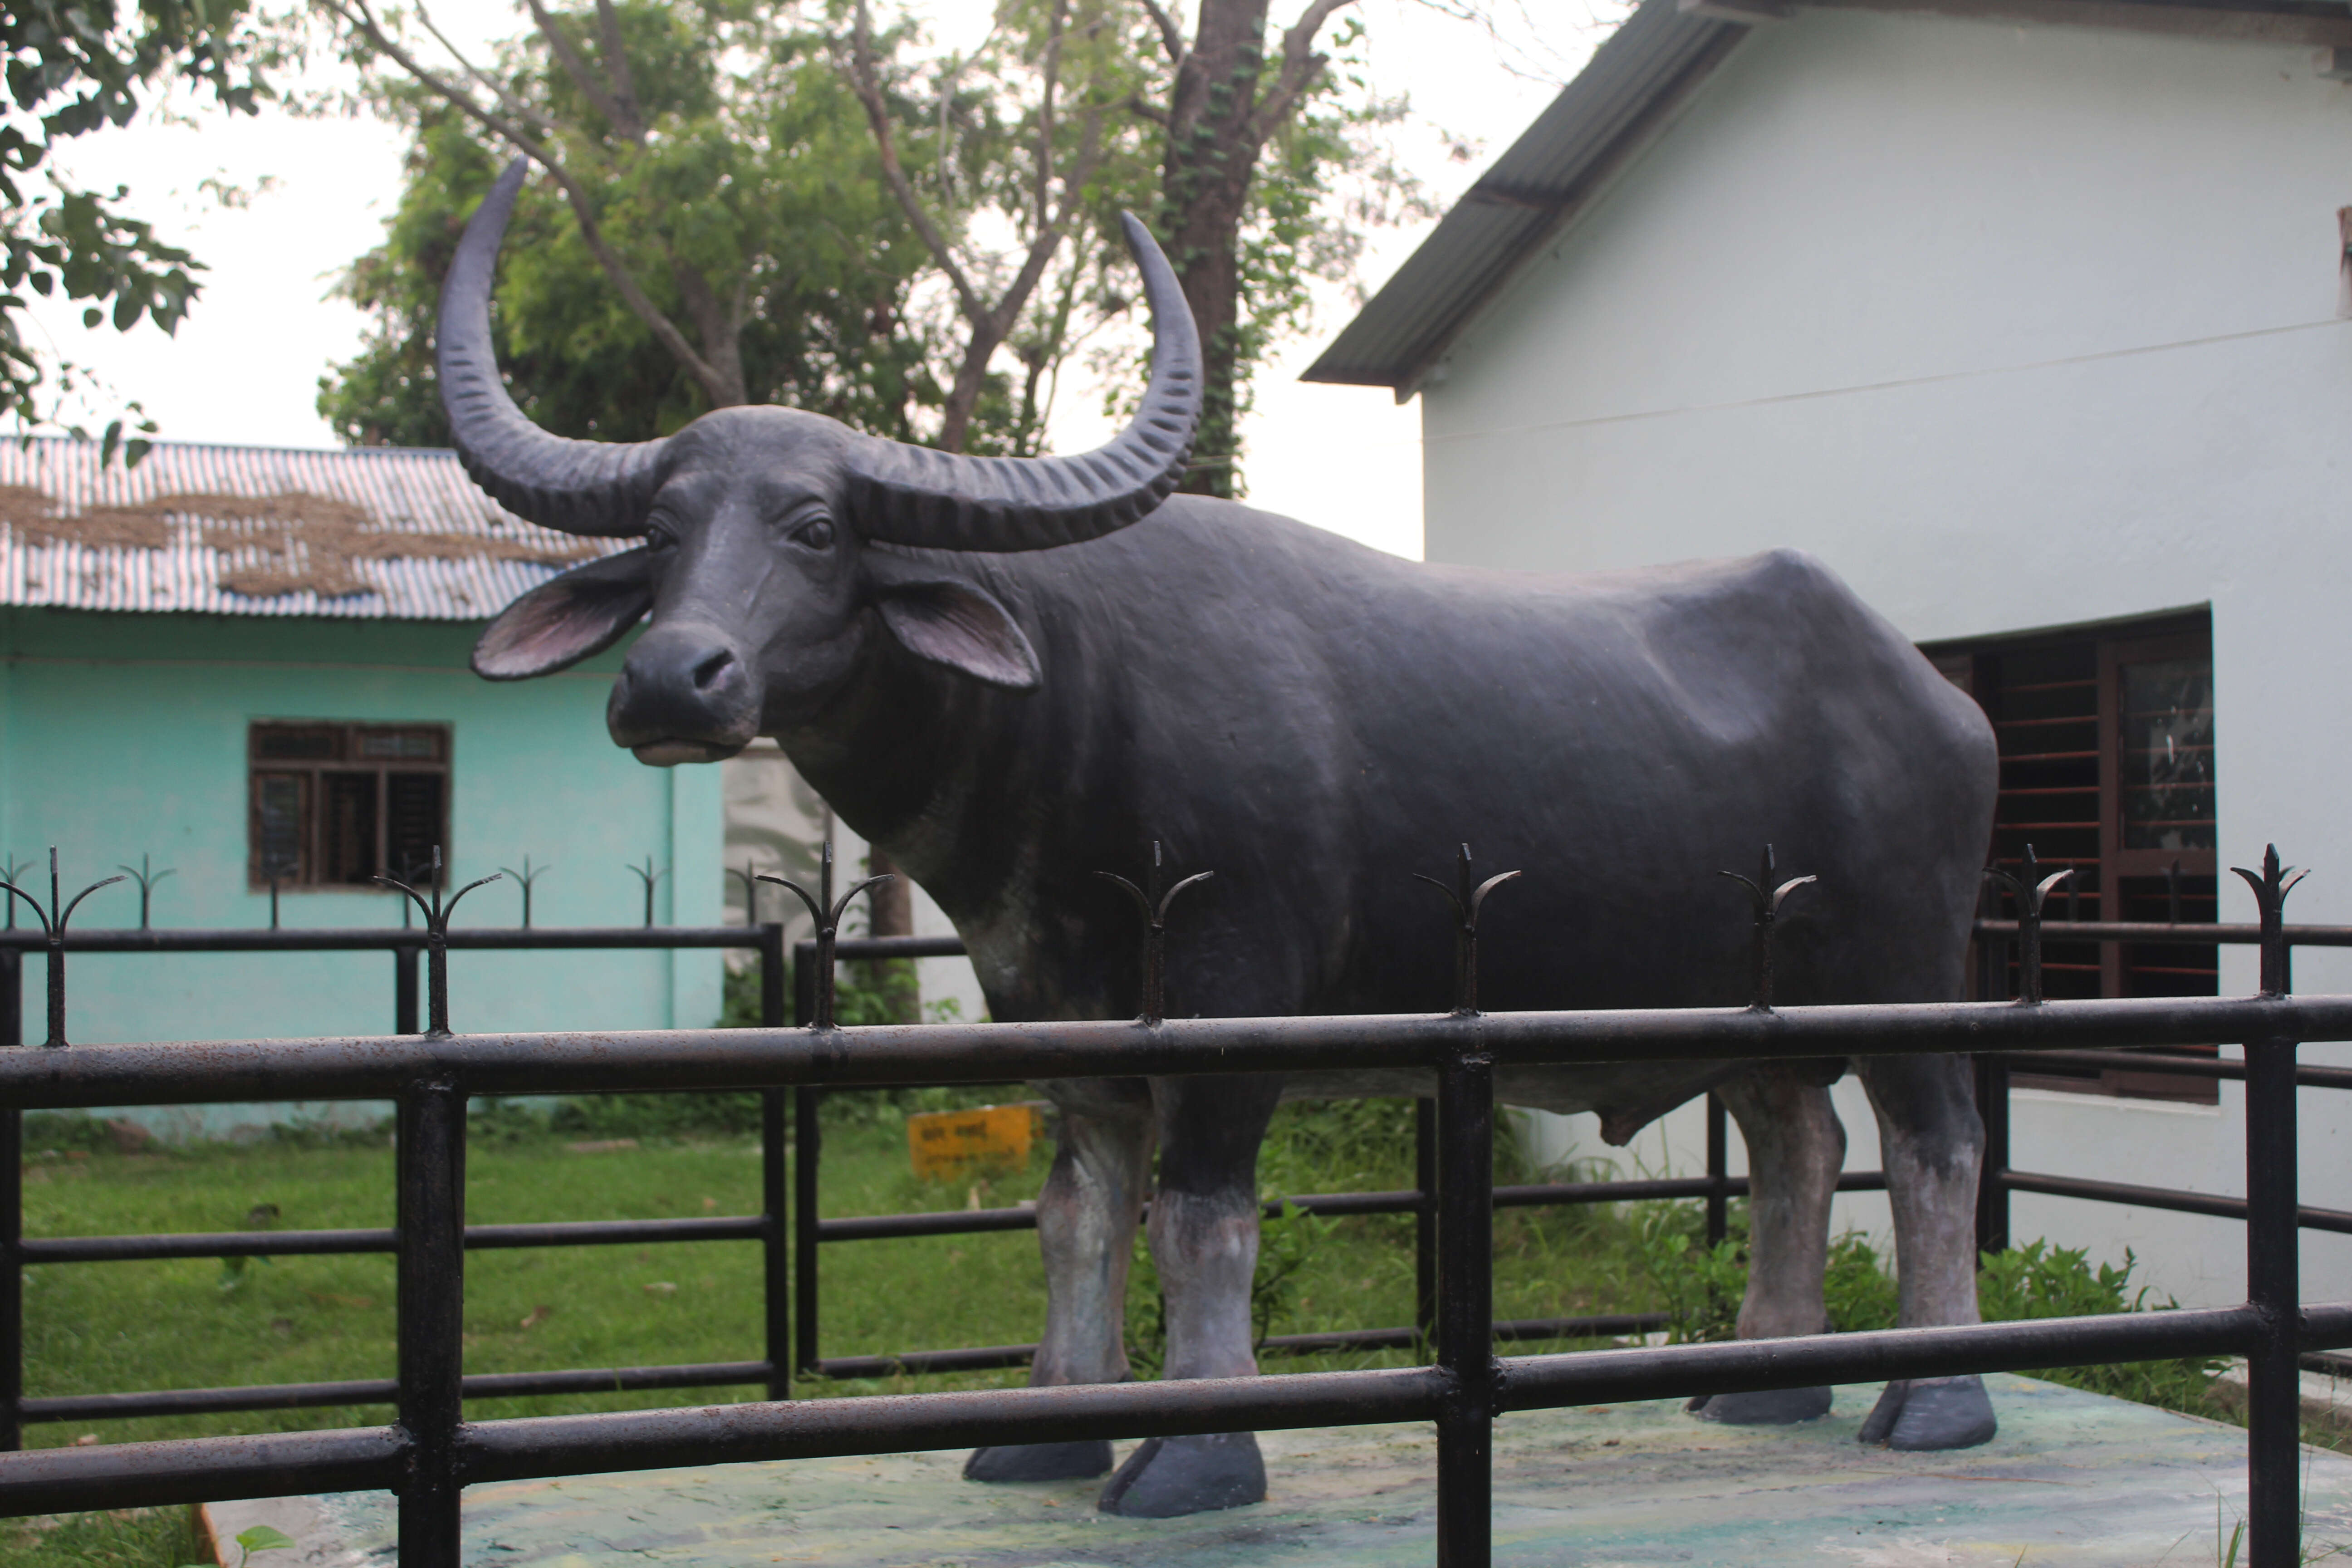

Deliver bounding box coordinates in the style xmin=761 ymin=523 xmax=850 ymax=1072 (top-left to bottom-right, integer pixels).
xmin=445 ymin=159 xmax=2001 ymax=1519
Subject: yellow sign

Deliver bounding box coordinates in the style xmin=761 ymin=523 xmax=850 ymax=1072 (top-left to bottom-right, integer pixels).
xmin=907 ymin=1103 xmax=1041 ymax=1181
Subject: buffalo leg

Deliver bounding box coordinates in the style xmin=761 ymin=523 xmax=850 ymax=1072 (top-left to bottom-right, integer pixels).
xmin=1098 ymin=1073 xmax=1282 ymax=1518
xmin=1690 ymin=1068 xmax=1844 ymax=1426
xmin=965 ymin=1084 xmax=1154 ymax=1484
xmin=1855 ymin=1052 xmax=1996 ymax=1450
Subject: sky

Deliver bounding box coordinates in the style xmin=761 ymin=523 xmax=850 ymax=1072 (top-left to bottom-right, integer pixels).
xmin=19 ymin=0 xmax=1615 ymax=560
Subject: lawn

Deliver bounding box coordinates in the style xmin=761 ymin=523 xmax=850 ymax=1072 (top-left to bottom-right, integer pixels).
xmin=7 ymin=1091 xmax=2288 ymax=1566
xmin=14 ymin=1093 xmax=1648 ymax=1455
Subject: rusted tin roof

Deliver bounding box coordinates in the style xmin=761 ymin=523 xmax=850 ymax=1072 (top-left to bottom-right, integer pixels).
xmin=0 ymin=438 xmax=623 ymax=621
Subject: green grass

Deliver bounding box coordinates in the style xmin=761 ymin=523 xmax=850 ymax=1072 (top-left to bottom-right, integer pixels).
xmin=16 ymin=1095 xmax=1653 ymax=1453
xmin=24 ymin=1093 xmax=2308 ymax=1567
xmin=0 ymin=1505 xmax=208 ymax=1568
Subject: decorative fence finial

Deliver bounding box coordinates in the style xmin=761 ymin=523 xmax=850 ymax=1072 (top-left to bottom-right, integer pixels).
xmin=759 ymin=843 xmax=893 ymax=1030
xmin=2231 ymin=844 xmax=2307 ymax=998
xmin=499 ymin=856 xmax=550 ymax=929
xmin=1413 ymin=843 xmax=1521 ymax=1015
xmin=627 ymin=856 xmax=671 ymax=928
xmin=0 ymin=848 xmax=126 ymax=1046
xmin=728 ymin=860 xmax=766 ymax=927
xmin=1095 ymin=840 xmax=1214 ymax=1025
xmin=1 ymin=856 xmax=31 ymax=933
xmin=1983 ymin=843 xmax=2074 ymax=1005
xmin=375 ymin=848 xmax=502 ymax=1039
xmin=116 ymin=854 xmax=176 ymax=931
xmin=1718 ymin=843 xmax=1815 ymax=1011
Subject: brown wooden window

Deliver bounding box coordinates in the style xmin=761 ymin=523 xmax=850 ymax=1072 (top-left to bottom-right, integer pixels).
xmin=249 ymin=723 xmax=452 ymax=889
xmin=1923 ymin=612 xmax=2216 ymax=1101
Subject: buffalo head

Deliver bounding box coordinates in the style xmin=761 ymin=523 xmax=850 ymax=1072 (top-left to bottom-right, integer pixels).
xmin=443 ymin=160 xmax=1201 ymax=765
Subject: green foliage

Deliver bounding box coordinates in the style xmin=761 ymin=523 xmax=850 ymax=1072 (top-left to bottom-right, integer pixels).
xmin=22 ymin=1109 xmax=119 ymax=1152
xmin=2 ymin=1505 xmax=206 ymax=1568
xmin=318 ymin=1 xmax=937 ymax=446
xmin=217 ymin=1522 xmax=297 ymax=1568
xmin=1635 ymin=1206 xmax=2224 ymax=1412
xmin=1158 ymin=10 xmax=1437 ymax=497
xmin=1 ymin=0 xmax=277 ymax=450
xmin=1978 ymin=1238 xmax=2226 ymax=1409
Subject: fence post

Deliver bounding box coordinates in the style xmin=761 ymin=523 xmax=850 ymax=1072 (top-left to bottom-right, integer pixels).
xmin=395 ymin=945 xmax=420 ymax=1035
xmin=1435 ymin=1037 xmax=1495 ymax=1568
xmin=2236 ymin=847 xmax=2304 ymax=1568
xmin=395 ymin=1081 xmax=467 ymax=1568
xmin=0 ymin=1105 xmax=18 ymax=1455
xmin=793 ymin=940 xmax=823 ymax=1377
xmin=759 ymin=922 xmax=791 ymax=1402
xmin=3 ymin=916 xmax=22 ymax=1451
xmin=1415 ymin=1096 xmax=1438 ymax=1348
xmin=1973 ymin=1053 xmax=2010 ymax=1258
xmin=1705 ymin=1094 xmax=1730 ymax=1248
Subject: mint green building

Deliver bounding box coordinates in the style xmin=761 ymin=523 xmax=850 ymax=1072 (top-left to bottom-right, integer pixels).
xmin=0 ymin=439 xmax=722 ymax=1070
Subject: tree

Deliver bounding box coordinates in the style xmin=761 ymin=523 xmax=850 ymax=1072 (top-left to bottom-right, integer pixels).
xmin=2 ymin=0 xmax=276 ymax=459
xmin=1135 ymin=0 xmax=1425 ymax=497
xmin=316 ymin=0 xmax=937 ymax=446
xmin=836 ymin=0 xmax=1159 ymax=457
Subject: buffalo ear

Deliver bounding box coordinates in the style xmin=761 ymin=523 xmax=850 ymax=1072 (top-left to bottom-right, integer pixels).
xmin=473 ymin=545 xmax=661 ymax=680
xmin=873 ymin=575 xmax=1041 ymax=691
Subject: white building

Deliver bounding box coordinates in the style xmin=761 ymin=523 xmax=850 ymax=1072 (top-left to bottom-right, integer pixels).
xmin=1311 ymin=0 xmax=2352 ymax=1308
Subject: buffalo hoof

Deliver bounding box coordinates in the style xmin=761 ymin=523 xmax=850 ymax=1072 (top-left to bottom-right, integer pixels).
xmin=1097 ymin=1433 xmax=1266 ymax=1517
xmin=963 ymin=1440 xmax=1112 ymax=1483
xmin=1858 ymin=1376 xmax=1997 ymax=1450
xmin=1687 ymin=1385 xmax=1834 ymax=1425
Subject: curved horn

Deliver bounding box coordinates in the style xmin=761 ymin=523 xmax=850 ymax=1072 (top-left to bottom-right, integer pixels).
xmin=436 ymin=159 xmax=667 ymax=536
xmin=843 ymin=212 xmax=1202 ymax=552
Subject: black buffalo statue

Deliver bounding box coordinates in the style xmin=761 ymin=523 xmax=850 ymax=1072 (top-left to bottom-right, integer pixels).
xmin=445 ymin=159 xmax=2000 ymax=1518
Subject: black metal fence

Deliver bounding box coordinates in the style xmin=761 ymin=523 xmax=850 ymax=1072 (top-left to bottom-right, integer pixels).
xmin=0 ymin=846 xmax=2347 ymax=1567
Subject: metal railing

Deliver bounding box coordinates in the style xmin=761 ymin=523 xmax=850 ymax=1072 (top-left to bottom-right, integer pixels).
xmin=0 ymin=845 xmax=2340 ymax=1566
xmin=0 ymin=858 xmax=799 ymax=1425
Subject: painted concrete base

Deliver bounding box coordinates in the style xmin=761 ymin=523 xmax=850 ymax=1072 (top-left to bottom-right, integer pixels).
xmin=201 ymin=1374 xmax=2352 ymax=1565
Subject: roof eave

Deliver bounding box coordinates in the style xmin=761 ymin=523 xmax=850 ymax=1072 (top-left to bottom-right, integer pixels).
xmin=1310 ymin=0 xmax=2352 ymax=396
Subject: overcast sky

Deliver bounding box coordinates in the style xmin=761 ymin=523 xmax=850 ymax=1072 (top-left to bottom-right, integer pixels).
xmin=18 ymin=0 xmax=1614 ymax=560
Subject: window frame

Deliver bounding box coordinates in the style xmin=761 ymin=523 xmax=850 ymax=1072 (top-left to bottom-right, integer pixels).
xmin=247 ymin=721 xmax=453 ymax=892
xmin=1922 ymin=612 xmax=2216 ymax=1102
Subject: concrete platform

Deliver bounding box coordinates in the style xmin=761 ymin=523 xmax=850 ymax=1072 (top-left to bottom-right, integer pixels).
xmin=202 ymin=1374 xmax=2352 ymax=1565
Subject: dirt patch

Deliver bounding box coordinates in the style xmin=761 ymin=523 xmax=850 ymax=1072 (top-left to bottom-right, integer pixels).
xmin=1 ymin=486 xmax=598 ymax=598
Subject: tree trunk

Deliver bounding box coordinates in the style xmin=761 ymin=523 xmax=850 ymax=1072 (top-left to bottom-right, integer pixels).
xmin=1160 ymin=0 xmax=1273 ymax=499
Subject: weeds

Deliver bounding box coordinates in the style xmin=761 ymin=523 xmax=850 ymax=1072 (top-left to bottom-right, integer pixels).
xmin=1632 ymin=1206 xmax=2226 ymax=1411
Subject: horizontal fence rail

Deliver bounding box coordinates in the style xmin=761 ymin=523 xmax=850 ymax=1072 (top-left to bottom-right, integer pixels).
xmin=0 ymin=976 xmax=2340 ymax=1565
xmin=0 ymin=845 xmax=2343 ymax=1567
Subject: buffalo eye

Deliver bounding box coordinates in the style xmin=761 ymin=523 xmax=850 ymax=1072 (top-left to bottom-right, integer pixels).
xmin=794 ymin=518 xmax=836 ymax=551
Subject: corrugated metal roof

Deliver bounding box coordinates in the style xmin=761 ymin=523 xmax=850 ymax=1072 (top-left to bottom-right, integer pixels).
xmin=1304 ymin=0 xmax=1744 ymax=394
xmin=0 ymin=438 xmax=625 ymax=621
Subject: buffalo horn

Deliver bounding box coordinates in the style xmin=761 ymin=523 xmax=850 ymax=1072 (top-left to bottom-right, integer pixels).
xmin=436 ymin=159 xmax=667 ymax=536
xmin=842 ymin=212 xmax=1202 ymax=552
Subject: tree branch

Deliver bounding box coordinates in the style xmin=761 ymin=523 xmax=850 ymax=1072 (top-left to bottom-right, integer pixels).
xmin=843 ymin=0 xmax=985 ymax=325
xmin=1251 ymin=0 xmax=1354 ymax=139
xmin=1034 ymin=0 xmax=1065 ymax=234
xmin=321 ymin=0 xmax=731 ymax=402
xmin=1138 ymin=0 xmax=1188 ymax=67
xmin=521 ymin=0 xmax=642 ymax=142
xmin=592 ymin=0 xmax=643 ymax=137
xmin=411 ymin=0 xmax=559 ymax=139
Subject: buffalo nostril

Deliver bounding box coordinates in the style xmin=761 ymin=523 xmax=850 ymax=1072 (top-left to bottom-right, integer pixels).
xmin=691 ymin=650 xmax=736 ymax=691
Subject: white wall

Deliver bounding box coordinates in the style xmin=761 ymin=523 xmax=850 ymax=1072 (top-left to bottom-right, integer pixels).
xmin=719 ymin=743 xmax=988 ymax=1024
xmin=1422 ymin=11 xmax=2352 ymax=1307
